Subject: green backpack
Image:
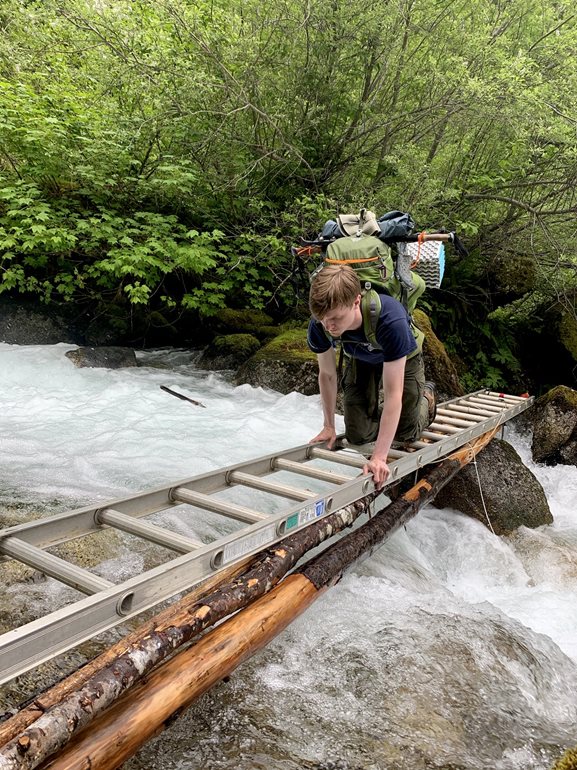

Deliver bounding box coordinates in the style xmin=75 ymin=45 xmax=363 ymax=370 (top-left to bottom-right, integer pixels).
xmin=317 ymin=233 xmax=426 ymax=354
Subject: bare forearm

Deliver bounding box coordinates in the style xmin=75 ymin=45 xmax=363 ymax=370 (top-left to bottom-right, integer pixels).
xmin=318 ymin=370 xmax=338 ymax=429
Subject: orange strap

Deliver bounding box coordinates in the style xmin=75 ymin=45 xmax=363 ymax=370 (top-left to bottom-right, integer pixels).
xmin=325 ymin=256 xmax=381 ymax=265
xmin=411 ymin=231 xmax=426 ymax=268
xmin=294 ymin=245 xmax=323 ymax=257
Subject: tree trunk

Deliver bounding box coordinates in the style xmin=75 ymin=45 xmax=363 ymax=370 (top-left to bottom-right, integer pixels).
xmin=1 ymin=429 xmax=497 ymax=770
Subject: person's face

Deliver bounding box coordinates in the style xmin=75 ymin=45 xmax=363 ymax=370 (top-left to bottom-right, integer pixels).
xmin=319 ymin=295 xmax=362 ymax=337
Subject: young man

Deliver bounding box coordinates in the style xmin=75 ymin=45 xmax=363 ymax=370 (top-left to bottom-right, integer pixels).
xmin=307 ymin=263 xmax=436 ymax=488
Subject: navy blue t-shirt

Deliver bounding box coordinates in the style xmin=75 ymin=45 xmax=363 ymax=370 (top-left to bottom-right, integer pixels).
xmin=307 ymin=293 xmax=416 ymax=364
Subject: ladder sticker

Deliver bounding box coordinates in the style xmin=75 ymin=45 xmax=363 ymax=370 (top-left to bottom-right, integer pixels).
xmin=288 ymin=498 xmax=327 ymax=530
xmin=285 ymin=513 xmax=299 ymax=531
xmin=222 ymin=524 xmax=277 ymax=565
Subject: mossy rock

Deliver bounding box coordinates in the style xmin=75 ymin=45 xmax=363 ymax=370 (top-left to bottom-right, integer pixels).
xmin=198 ymin=333 xmax=261 ymax=370
xmin=235 ymin=328 xmax=318 ymax=395
xmin=433 ymin=438 xmax=553 ymax=534
xmin=529 ymin=385 xmax=577 ymax=465
xmin=552 ymin=748 xmax=577 ymax=770
xmin=212 ymin=308 xmax=274 ymax=337
xmin=249 ymin=328 xmax=313 ymax=363
xmin=414 ymin=309 xmax=464 ymax=398
xmin=65 ymin=346 xmax=138 ymax=369
xmin=490 ymin=251 xmax=537 ymax=295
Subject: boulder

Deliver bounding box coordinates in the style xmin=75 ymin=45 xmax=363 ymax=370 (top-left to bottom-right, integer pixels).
xmin=212 ymin=308 xmax=276 ymax=341
xmin=235 ymin=328 xmax=318 ymax=395
xmin=433 ymin=438 xmax=553 ymax=535
xmin=197 ymin=333 xmax=261 ymax=371
xmin=414 ymin=309 xmax=464 ymax=399
xmin=65 ymin=346 xmax=137 ymax=369
xmin=526 ymin=386 xmax=577 ymax=466
xmin=0 ymin=298 xmax=78 ymax=345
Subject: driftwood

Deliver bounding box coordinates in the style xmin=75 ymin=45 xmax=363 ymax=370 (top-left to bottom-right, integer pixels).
xmin=160 ymin=385 xmax=206 ymax=408
xmin=0 ymin=429 xmax=497 ymax=770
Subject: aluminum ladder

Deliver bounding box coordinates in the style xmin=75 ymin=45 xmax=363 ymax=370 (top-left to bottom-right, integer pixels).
xmin=0 ymin=389 xmax=532 ymax=684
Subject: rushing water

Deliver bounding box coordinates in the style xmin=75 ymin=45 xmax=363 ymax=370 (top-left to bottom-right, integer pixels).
xmin=1 ymin=343 xmax=576 ymax=770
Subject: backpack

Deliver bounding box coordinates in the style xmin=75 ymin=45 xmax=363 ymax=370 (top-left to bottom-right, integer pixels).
xmin=311 ymin=232 xmax=427 ymax=355
xmin=299 ymin=208 xmax=466 ymax=354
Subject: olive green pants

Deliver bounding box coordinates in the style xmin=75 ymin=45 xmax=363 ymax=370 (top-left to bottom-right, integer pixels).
xmin=341 ymin=353 xmax=429 ymax=445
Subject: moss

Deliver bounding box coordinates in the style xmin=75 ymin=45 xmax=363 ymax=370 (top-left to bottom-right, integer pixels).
xmin=213 ymin=333 xmax=261 ymax=358
xmin=552 ymin=747 xmax=577 ymax=770
xmin=216 ymin=308 xmax=273 ymax=332
xmin=250 ymin=328 xmax=315 ymax=363
xmin=491 ymin=252 xmax=537 ymax=295
xmin=536 ymin=385 xmax=577 ymax=410
xmin=414 ymin=309 xmax=444 ymax=360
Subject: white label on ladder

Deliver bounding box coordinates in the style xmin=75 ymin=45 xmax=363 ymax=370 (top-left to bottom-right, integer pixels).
xmin=222 ymin=523 xmax=277 ymax=565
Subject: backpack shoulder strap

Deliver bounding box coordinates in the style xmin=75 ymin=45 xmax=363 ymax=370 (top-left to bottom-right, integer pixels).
xmin=361 ymin=289 xmax=382 ymax=351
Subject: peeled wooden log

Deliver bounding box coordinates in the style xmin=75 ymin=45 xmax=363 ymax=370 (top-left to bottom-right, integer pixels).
xmin=0 ymin=490 xmax=383 ymax=769
xmin=29 ymin=429 xmax=499 ymax=770
xmin=40 ymin=575 xmax=322 ymax=770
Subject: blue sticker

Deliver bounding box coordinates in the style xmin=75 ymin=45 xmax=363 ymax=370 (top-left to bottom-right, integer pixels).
xmin=315 ymin=499 xmax=325 ymax=517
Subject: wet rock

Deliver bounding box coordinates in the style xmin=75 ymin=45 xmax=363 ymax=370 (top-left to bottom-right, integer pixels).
xmin=0 ymin=298 xmax=78 ymax=344
xmin=526 ymin=386 xmax=577 ymax=466
xmin=414 ymin=309 xmax=464 ymax=399
xmin=235 ymin=328 xmax=318 ymax=396
xmin=433 ymin=438 xmax=553 ymax=535
xmin=197 ymin=333 xmax=261 ymax=371
xmin=65 ymin=346 xmax=137 ymax=368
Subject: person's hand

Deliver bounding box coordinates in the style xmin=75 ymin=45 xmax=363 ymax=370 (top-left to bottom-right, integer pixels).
xmin=363 ymin=455 xmax=390 ymax=489
xmin=309 ymin=427 xmax=337 ymax=450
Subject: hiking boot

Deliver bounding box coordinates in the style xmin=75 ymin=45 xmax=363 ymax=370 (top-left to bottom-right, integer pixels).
xmin=424 ymin=381 xmax=437 ymax=424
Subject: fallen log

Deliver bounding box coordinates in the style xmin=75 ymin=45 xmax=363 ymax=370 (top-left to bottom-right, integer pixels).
xmin=0 ymin=558 xmax=254 ymax=746
xmin=0 ymin=489 xmax=384 ymax=769
xmin=18 ymin=429 xmax=500 ymax=770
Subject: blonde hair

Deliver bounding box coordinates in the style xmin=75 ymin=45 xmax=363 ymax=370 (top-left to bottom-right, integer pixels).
xmin=309 ymin=264 xmax=361 ymax=319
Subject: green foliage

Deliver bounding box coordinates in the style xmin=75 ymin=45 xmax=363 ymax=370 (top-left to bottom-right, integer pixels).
xmin=0 ymin=0 xmax=576 ymax=383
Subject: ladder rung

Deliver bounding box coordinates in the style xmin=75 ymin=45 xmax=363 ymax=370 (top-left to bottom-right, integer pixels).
xmin=467 ymin=397 xmax=506 ymax=413
xmin=437 ymin=409 xmax=479 ymax=426
xmin=170 ymin=487 xmax=268 ymax=524
xmin=228 ymin=471 xmax=317 ymax=501
xmin=0 ymin=537 xmax=113 ymax=595
xmin=487 ymin=391 xmax=526 ymax=403
xmin=96 ymin=509 xmax=202 ymax=553
xmin=272 ymin=458 xmax=353 ymax=484
xmin=429 ymin=421 xmax=462 ymax=434
xmin=387 ymin=448 xmax=412 ymax=459
xmin=477 ymin=393 xmax=518 ymax=406
xmin=420 ymin=430 xmax=445 ymax=441
xmin=309 ymin=447 xmax=366 ymax=468
xmin=435 ymin=413 xmax=481 ymax=429
xmin=446 ymin=404 xmax=493 ymax=419
xmin=406 ymin=440 xmax=431 ymax=449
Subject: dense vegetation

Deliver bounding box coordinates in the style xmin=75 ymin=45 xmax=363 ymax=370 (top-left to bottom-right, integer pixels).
xmin=1 ymin=0 xmax=576 ymax=390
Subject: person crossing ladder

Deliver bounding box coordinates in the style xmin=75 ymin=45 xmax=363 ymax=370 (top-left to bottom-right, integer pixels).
xmin=307 ymin=263 xmax=437 ymax=489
